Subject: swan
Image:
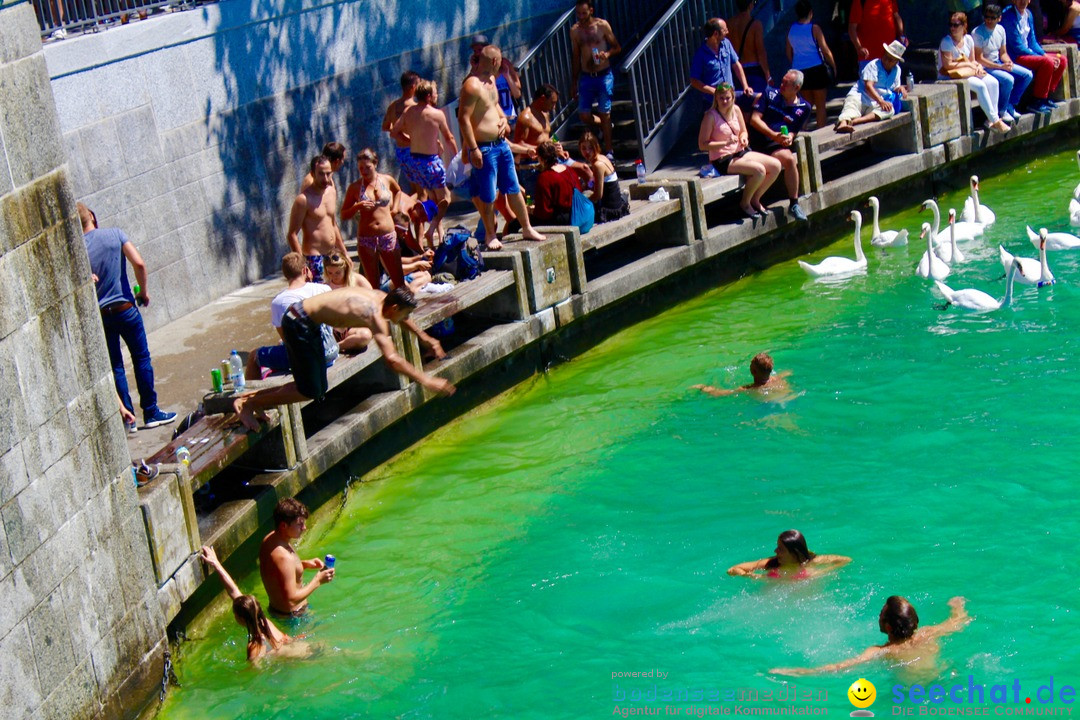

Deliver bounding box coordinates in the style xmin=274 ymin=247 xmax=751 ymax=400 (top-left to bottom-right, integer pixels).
xmin=799 ymin=210 xmax=867 ymax=278
xmin=1026 ymin=225 xmax=1080 ymax=251
xmin=1073 ymin=150 xmax=1080 ymax=200
xmin=962 ymin=175 xmax=996 ymax=226
xmin=1000 ymin=236 xmax=1054 ymax=287
xmin=934 ymin=209 xmax=966 ymax=264
xmin=935 ymin=261 xmax=1023 ymax=312
xmin=868 ymin=196 xmax=909 ymax=247
xmin=916 ymin=222 xmax=951 ymax=281
xmin=1069 ymin=197 xmax=1080 ymax=228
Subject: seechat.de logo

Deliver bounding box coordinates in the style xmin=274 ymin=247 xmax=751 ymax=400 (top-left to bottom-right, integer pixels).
xmin=848 ymin=678 xmax=877 ymax=717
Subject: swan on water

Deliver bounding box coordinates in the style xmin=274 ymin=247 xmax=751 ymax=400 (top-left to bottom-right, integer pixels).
xmin=1000 ymin=235 xmax=1054 ymax=287
xmin=1073 ymin=150 xmax=1080 ymax=200
xmin=799 ymin=210 xmax=867 ymax=278
xmin=1069 ymin=197 xmax=1080 ymax=228
xmin=962 ymin=175 xmax=996 ymax=226
xmin=868 ymin=196 xmax=909 ymax=247
xmin=917 ymin=221 xmax=951 ymax=281
xmin=1026 ymin=225 xmax=1080 ymax=251
xmin=934 ymin=209 xmax=966 ymax=264
xmin=935 ymin=261 xmax=1024 ymax=312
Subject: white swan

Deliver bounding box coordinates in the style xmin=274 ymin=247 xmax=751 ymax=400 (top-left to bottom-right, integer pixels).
xmin=1026 ymin=225 xmax=1080 ymax=251
xmin=799 ymin=210 xmax=867 ymax=278
xmin=934 ymin=209 xmax=966 ymax=264
xmin=935 ymin=261 xmax=1024 ymax=312
xmin=962 ymin=175 xmax=996 ymax=226
xmin=1073 ymin=150 xmax=1080 ymax=200
xmin=1069 ymin=197 xmax=1080 ymax=228
xmin=868 ymin=196 xmax=909 ymax=247
xmin=1000 ymin=236 xmax=1054 ymax=287
xmin=951 ymin=215 xmax=985 ymax=241
xmin=916 ymin=222 xmax=951 ymax=281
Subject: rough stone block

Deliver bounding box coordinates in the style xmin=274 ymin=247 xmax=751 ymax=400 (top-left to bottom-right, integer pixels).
xmin=36 ymin=656 xmax=99 ymax=720
xmin=0 ymin=501 xmax=9 ymax=581
xmin=0 ymin=623 xmax=43 ymax=718
xmin=499 ymin=233 xmax=574 ymax=313
xmin=28 ymin=588 xmax=78 ymax=687
xmin=0 ymin=442 xmax=30 ymax=507
xmin=138 ymin=471 xmax=198 ymax=586
xmin=88 ymin=631 xmax=120 ymax=700
xmin=63 ymin=131 xmax=92 ymax=197
xmin=0 ymin=334 xmax=28 ymax=457
xmin=37 ymin=406 xmax=76 ymax=473
xmin=58 ymin=562 xmax=103 ymax=663
xmin=0 ymin=56 xmax=66 ymax=188
xmin=0 ymin=3 xmax=42 ymax=67
xmin=0 ymin=559 xmax=36 ymax=638
xmin=913 ymin=84 xmax=963 ymax=148
xmin=2 ymin=475 xmax=61 ymax=565
xmin=116 ymin=106 xmax=164 ymax=172
xmin=78 ymin=120 xmax=127 ymax=191
xmin=0 ymin=250 xmax=30 ymax=343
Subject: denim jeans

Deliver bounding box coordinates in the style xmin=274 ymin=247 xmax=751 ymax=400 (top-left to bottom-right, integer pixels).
xmin=102 ymin=305 xmax=158 ymax=418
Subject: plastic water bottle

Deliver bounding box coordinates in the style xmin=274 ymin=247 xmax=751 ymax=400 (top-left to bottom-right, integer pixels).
xmin=176 ymin=446 xmax=190 ymax=467
xmin=906 ymin=72 xmax=915 ymax=93
xmin=635 ymin=159 xmax=646 ymax=185
xmin=229 ymin=350 xmax=245 ymax=391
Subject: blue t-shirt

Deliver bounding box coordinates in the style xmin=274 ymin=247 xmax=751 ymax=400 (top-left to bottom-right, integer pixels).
xmin=690 ymin=38 xmax=738 ymax=98
xmin=753 ymin=87 xmax=812 ymax=136
xmin=857 ymin=58 xmax=900 ymax=106
xmin=84 ymin=227 xmax=134 ymax=308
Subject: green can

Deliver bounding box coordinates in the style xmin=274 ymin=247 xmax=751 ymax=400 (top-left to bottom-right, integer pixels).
xmin=211 ymin=368 xmax=224 ymax=393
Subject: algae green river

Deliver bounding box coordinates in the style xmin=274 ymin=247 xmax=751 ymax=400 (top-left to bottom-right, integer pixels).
xmin=159 ymin=148 xmax=1080 ymax=719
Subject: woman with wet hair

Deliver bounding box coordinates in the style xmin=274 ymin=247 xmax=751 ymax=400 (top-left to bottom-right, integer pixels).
xmin=770 ymin=595 xmax=970 ymax=676
xmin=727 ymin=529 xmax=851 ymax=578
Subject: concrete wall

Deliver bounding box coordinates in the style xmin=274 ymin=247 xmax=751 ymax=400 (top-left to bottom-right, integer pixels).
xmin=44 ymin=0 xmax=565 ymax=332
xmin=0 ymin=3 xmax=167 ymax=718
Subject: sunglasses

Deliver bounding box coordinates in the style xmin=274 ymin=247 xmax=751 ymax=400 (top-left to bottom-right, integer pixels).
xmin=950 ymin=21 xmax=965 ymax=27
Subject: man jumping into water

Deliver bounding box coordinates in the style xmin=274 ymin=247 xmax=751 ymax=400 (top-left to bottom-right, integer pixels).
xmin=693 ymin=352 xmax=791 ymax=397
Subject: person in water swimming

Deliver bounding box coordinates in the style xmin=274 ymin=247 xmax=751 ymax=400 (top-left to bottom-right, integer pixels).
xmin=727 ymin=529 xmax=851 ymax=578
xmin=200 ymin=546 xmax=311 ymax=663
xmin=694 ymin=352 xmax=791 ymax=397
xmin=769 ymin=595 xmax=970 ymax=676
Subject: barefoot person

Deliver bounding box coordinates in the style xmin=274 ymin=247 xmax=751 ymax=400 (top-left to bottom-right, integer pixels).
xmin=201 ymin=545 xmax=310 ymax=663
xmin=287 ymin=155 xmax=349 ymax=283
xmin=770 ymin=596 xmax=971 ymax=676
xmin=391 ymin=80 xmax=457 ymax=245
xmin=727 ymin=530 xmax=851 ymax=579
xmin=341 ymin=148 xmax=407 ymax=289
xmin=258 ymin=498 xmax=334 ymax=618
xmin=383 ymin=71 xmax=425 ymax=199
xmin=693 ymin=352 xmax=790 ymax=397
xmin=460 ymin=45 xmax=546 ymax=250
xmin=232 ymin=287 xmax=453 ymax=431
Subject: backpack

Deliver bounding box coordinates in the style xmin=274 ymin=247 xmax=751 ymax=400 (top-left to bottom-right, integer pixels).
xmin=433 ymin=226 xmax=485 ymax=281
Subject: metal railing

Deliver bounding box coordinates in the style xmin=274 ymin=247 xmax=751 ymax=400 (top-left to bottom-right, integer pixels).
xmin=622 ymin=0 xmax=734 ymax=170
xmin=32 ymin=0 xmax=207 ymax=38
xmin=516 ymin=0 xmax=675 ymax=139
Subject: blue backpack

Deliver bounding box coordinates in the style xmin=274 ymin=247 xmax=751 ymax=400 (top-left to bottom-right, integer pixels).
xmin=433 ymin=226 xmax=485 ymax=281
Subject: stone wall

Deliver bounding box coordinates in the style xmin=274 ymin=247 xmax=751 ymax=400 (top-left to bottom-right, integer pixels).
xmin=44 ymin=0 xmax=564 ymax=332
xmin=0 ymin=3 xmax=167 ymax=718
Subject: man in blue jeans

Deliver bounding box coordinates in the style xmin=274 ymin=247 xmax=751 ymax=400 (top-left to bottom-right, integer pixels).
xmin=78 ymin=203 xmax=175 ymax=433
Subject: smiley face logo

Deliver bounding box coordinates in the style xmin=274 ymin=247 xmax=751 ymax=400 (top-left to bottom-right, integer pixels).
xmin=847 ymin=678 xmax=876 ymax=709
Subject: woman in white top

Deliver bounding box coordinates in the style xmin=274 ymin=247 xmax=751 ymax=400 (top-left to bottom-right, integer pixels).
xmin=938 ymin=12 xmax=1010 ymax=133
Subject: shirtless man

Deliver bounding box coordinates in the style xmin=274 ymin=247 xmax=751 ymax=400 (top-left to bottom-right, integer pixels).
xmin=383 ymin=71 xmax=424 ymax=200
xmin=770 ymin=596 xmax=971 ymax=676
xmin=514 ymin=83 xmax=559 ymax=148
xmin=287 ymin=155 xmax=349 ymax=283
xmin=232 ymin=286 xmax=454 ymax=431
xmin=300 ymin=142 xmax=346 ymax=191
xmin=693 ymin=352 xmax=791 ymax=397
xmin=570 ymin=0 xmax=621 ymax=156
xmin=259 ymin=497 xmax=334 ymax=617
xmin=459 ymin=45 xmax=546 ymax=250
xmin=392 ymin=80 xmax=457 ymax=245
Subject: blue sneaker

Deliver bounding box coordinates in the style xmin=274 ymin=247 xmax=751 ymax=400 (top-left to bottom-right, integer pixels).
xmin=144 ymin=409 xmax=177 ymax=429
xmin=789 ymin=203 xmax=808 ymax=222
xmin=125 ymin=420 xmax=138 ymax=433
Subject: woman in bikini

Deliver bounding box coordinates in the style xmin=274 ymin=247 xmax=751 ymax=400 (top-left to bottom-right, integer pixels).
xmin=727 ymin=529 xmax=851 ymax=579
xmin=341 ymin=148 xmax=406 ymax=290
xmin=200 ymin=546 xmax=311 ymax=663
xmin=698 ymin=83 xmax=781 ymax=218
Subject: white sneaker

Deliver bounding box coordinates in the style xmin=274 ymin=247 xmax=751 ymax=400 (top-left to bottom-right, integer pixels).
xmin=50 ymin=28 xmax=67 ymax=40
xmin=1001 ymin=111 xmax=1015 ymax=124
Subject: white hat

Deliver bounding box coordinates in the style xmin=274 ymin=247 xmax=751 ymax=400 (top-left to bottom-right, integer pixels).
xmin=883 ymin=40 xmax=906 ymax=60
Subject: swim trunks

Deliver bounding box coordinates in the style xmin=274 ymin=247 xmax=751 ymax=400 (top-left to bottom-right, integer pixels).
xmin=305 ymin=254 xmax=326 ymax=283
xmin=358 ymin=231 xmax=397 ymax=252
xmin=281 ymin=302 xmax=330 ymax=401
xmin=397 ymin=145 xmax=423 ymax=187
xmin=468 ymin=140 xmax=521 ymax=204
xmin=578 ymin=68 xmax=614 ymax=114
xmin=407 ymin=152 xmax=447 ymax=190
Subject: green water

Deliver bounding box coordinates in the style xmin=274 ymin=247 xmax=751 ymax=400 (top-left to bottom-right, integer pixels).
xmin=160 ymin=149 xmax=1080 ymax=719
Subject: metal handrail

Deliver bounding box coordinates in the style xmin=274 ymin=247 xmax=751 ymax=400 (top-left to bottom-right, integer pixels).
xmin=32 ymin=0 xmax=204 ymax=38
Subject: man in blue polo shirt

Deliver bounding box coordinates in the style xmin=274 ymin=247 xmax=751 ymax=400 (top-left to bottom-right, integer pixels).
xmin=689 ymin=17 xmax=754 ymax=113
xmin=79 ymin=203 xmax=175 ymax=433
xmin=748 ymin=70 xmax=812 ymax=221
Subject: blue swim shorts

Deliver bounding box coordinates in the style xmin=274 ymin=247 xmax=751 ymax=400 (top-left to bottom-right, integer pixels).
xmin=396 ymin=146 xmax=418 ymax=185
xmin=305 ymin=254 xmax=326 ymax=283
xmin=468 ymin=140 xmax=520 ymax=204
xmin=578 ymin=69 xmax=614 ymax=114
xmin=407 ymin=153 xmax=447 ymax=190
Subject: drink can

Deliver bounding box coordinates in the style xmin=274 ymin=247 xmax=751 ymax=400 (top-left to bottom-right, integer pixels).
xmin=211 ymin=368 xmax=224 ymax=393
xmin=324 ymin=554 xmax=336 ymax=569
xmin=780 ymin=125 xmax=789 ymax=136
xmin=592 ymin=47 xmax=600 ymax=64
xmin=221 ymin=360 xmax=232 ymax=386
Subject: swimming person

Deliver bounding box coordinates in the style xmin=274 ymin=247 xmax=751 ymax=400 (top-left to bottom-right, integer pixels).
xmin=200 ymin=546 xmax=311 ymax=663
xmin=727 ymin=530 xmax=851 ymax=578
xmin=693 ymin=352 xmax=791 ymax=397
xmin=770 ymin=595 xmax=970 ymax=676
